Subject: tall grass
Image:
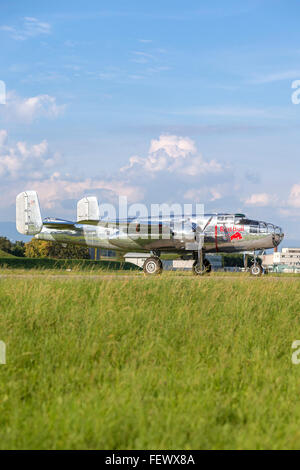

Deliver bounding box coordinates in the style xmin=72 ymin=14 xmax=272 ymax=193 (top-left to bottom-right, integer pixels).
xmin=0 ymin=274 xmax=300 ymax=449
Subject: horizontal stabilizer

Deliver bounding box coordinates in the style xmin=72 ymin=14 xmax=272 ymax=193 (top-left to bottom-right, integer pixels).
xmin=77 ymin=196 xmax=100 ymax=224
xmin=43 ymin=218 xmax=76 ymax=230
xmin=16 ymin=191 xmax=43 ymax=235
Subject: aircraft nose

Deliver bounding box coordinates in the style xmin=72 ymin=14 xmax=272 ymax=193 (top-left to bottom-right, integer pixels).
xmin=273 ymin=227 xmax=284 ymax=246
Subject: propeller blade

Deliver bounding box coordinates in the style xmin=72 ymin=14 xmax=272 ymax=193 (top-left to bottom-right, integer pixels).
xmin=203 ymin=216 xmax=213 ymax=232
xmin=195 ymin=216 xmax=213 ymax=234
xmin=195 ymin=216 xmax=212 ymax=268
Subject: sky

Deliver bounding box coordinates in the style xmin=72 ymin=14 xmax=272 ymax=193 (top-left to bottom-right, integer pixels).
xmin=1 ymin=0 xmax=300 ymax=245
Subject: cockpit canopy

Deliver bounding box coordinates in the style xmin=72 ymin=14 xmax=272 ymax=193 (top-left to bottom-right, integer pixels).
xmin=236 ymin=217 xmax=282 ymax=235
xmin=216 ymin=214 xmax=283 ymax=235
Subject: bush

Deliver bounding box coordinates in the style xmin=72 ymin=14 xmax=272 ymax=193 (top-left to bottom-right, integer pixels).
xmin=25 ymin=239 xmax=90 ymax=259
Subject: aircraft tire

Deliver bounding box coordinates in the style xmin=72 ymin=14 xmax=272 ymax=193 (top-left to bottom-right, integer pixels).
xmin=192 ymin=258 xmax=211 ymax=275
xmin=250 ymin=264 xmax=263 ymax=277
xmin=143 ymin=257 xmax=163 ymax=275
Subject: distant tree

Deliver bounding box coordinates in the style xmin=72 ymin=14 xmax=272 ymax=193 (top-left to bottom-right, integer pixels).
xmin=10 ymin=241 xmax=25 ymax=257
xmin=25 ymin=239 xmax=90 ymax=259
xmin=222 ymin=253 xmax=255 ymax=268
xmin=0 ymin=237 xmax=26 ymax=257
xmin=0 ymin=236 xmax=12 ymax=254
xmin=222 ymin=253 xmax=244 ymax=267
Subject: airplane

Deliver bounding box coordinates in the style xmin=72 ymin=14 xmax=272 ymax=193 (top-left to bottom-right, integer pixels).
xmin=16 ymin=190 xmax=284 ymax=276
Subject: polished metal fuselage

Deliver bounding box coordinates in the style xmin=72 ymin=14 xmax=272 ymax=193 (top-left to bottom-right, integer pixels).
xmin=35 ymin=214 xmax=284 ymax=254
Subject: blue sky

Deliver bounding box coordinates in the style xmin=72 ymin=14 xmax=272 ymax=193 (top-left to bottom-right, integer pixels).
xmin=1 ymin=0 xmax=300 ymax=245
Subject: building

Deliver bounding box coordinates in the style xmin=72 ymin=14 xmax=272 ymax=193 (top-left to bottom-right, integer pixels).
xmin=262 ymin=248 xmax=300 ymax=273
xmin=89 ymin=248 xmax=116 ymax=260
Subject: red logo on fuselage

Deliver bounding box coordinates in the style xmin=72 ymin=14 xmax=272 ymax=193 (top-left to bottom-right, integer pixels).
xmin=230 ymin=232 xmax=243 ymax=241
xmin=220 ymin=225 xmax=244 ymax=233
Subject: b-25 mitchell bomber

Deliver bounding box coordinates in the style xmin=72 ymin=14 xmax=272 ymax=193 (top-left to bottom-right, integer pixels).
xmin=16 ymin=191 xmax=284 ymax=276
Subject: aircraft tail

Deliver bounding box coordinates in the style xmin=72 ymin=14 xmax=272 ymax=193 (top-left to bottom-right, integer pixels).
xmin=77 ymin=196 xmax=99 ymax=223
xmin=16 ymin=191 xmax=43 ymax=235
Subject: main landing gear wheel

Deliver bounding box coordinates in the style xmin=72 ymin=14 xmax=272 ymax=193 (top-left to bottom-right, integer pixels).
xmin=192 ymin=259 xmax=211 ymax=276
xmin=143 ymin=257 xmax=163 ymax=275
xmin=250 ymin=264 xmax=263 ymax=277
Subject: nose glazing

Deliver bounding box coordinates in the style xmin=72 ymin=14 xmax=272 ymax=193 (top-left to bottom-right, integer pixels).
xmin=273 ymin=227 xmax=284 ymax=246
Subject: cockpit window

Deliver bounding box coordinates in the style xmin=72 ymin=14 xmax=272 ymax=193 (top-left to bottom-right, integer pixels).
xmin=241 ymin=219 xmax=258 ymax=226
xmin=242 ymin=219 xmax=282 ymax=235
xmin=259 ymin=222 xmax=267 ymax=233
xmin=217 ymin=215 xmax=234 ymax=222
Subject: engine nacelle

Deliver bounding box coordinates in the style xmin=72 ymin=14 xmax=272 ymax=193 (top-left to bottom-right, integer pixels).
xmin=172 ymin=224 xmax=198 ymax=250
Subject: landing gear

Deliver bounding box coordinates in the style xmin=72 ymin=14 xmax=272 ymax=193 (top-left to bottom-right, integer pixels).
xmin=250 ymin=264 xmax=263 ymax=277
xmin=192 ymin=259 xmax=211 ymax=275
xmin=143 ymin=257 xmax=163 ymax=275
xmin=192 ymin=251 xmax=211 ymax=276
xmin=250 ymin=251 xmax=263 ymax=277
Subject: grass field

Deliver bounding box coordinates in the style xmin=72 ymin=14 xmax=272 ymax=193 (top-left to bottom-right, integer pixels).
xmin=0 ymin=249 xmax=17 ymax=258
xmin=1 ymin=270 xmax=300 ymax=449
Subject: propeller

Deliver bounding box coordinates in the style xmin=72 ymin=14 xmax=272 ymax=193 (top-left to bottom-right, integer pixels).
xmin=194 ymin=216 xmax=213 ymax=269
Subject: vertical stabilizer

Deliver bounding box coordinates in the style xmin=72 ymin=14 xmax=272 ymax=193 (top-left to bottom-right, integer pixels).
xmin=16 ymin=191 xmax=43 ymax=235
xmin=77 ymin=196 xmax=100 ymax=223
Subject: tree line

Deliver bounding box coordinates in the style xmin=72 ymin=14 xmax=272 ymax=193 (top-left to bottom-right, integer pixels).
xmin=0 ymin=237 xmax=90 ymax=259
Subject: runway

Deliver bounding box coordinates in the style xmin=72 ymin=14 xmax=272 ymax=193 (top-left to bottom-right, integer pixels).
xmin=1 ymin=272 xmax=300 ymax=281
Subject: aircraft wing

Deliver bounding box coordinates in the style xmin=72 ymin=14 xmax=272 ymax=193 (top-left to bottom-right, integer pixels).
xmin=77 ymin=218 xmax=172 ymax=235
xmin=77 ymin=218 xmax=132 ymax=227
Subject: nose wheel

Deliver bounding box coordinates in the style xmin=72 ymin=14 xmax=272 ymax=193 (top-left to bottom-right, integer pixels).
xmin=192 ymin=256 xmax=211 ymax=276
xmin=249 ymin=251 xmax=263 ymax=276
xmin=250 ymin=264 xmax=263 ymax=276
xmin=143 ymin=257 xmax=163 ymax=275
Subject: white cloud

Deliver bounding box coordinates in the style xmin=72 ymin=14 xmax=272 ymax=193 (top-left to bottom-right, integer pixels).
xmin=245 ymin=193 xmax=278 ymax=207
xmin=121 ymin=134 xmax=222 ymax=176
xmin=0 ymin=17 xmax=51 ymax=41
xmin=29 ymin=176 xmax=143 ymax=209
xmin=0 ymin=131 xmax=63 ymax=210
xmin=1 ymin=91 xmax=65 ymax=123
xmin=262 ymin=184 xmax=300 ymax=217
xmin=178 ymin=155 xmax=222 ymax=177
xmin=288 ymin=184 xmax=300 ymax=208
xmin=149 ymin=134 xmax=196 ymax=158
xmin=1 ymin=132 xmax=228 ymax=218
xmin=0 ymin=130 xmax=59 ymax=180
xmin=184 ymin=187 xmax=223 ymax=202
xmin=0 ymin=131 xmax=143 ymax=212
xmin=0 ymin=129 xmax=7 ymax=147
